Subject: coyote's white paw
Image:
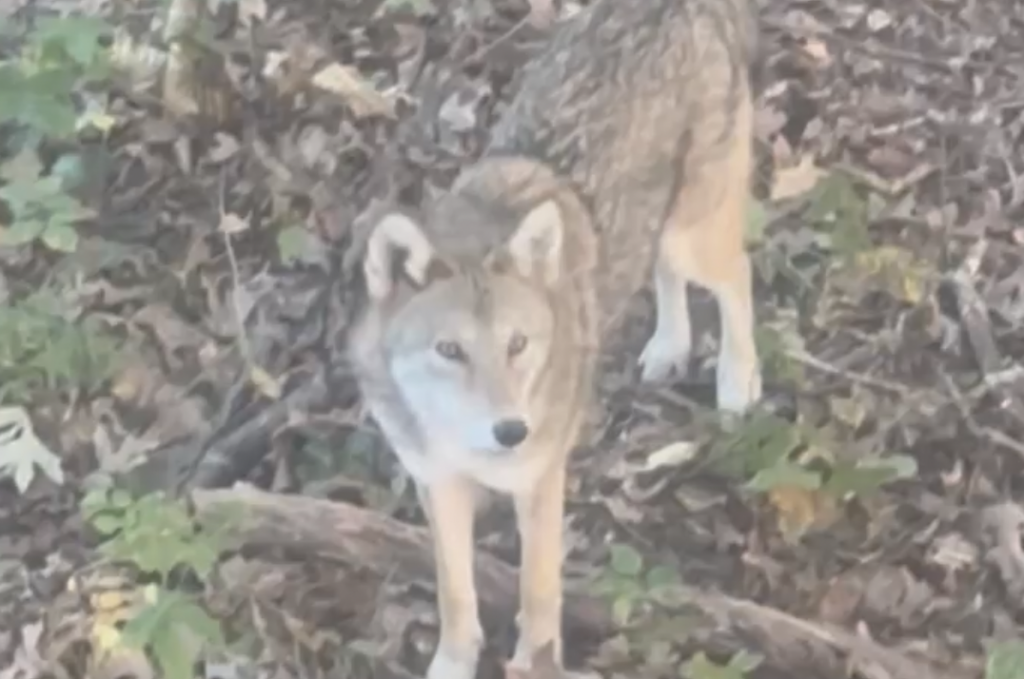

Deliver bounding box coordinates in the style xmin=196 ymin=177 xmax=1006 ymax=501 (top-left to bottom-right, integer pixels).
xmin=426 ymin=648 xmax=478 ymax=679
xmin=426 ymin=635 xmax=481 ymax=679
xmin=716 ymin=349 xmax=762 ymax=414
xmin=509 ymin=637 xmax=561 ymax=672
xmin=638 ymin=327 xmax=692 ymax=384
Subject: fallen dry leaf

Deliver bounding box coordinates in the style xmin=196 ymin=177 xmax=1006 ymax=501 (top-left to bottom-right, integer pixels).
xmin=800 ymin=37 xmax=831 ymax=65
xmin=525 ymin=0 xmax=557 ymax=28
xmin=504 ymin=642 xmax=600 ymax=679
xmin=311 ymin=63 xmax=397 ymax=119
xmin=767 ymin=485 xmax=839 ymax=543
xmin=643 ymin=441 xmax=698 ymax=471
xmin=769 ymin=154 xmax=827 ymax=202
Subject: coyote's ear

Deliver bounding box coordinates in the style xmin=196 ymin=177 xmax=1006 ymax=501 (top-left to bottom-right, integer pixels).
xmin=364 ymin=213 xmax=452 ymax=300
xmin=504 ymin=199 xmax=564 ymax=286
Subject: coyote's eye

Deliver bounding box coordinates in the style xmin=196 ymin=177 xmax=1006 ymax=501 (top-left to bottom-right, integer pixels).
xmin=508 ymin=332 xmax=528 ymax=358
xmin=435 ymin=340 xmax=467 ymax=362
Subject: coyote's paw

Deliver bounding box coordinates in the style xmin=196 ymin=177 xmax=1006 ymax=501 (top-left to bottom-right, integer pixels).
xmin=426 ymin=648 xmax=479 ymax=679
xmin=509 ymin=635 xmax=562 ymax=673
xmin=638 ymin=330 xmax=691 ymax=384
xmin=716 ymin=351 xmax=762 ymax=414
xmin=426 ymin=631 xmax=482 ymax=679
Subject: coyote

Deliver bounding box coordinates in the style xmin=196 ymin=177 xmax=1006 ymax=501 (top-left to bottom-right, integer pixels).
xmin=349 ymin=0 xmax=760 ymax=676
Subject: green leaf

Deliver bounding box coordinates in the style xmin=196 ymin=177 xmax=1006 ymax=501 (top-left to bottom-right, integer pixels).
xmin=823 ymin=454 xmax=917 ymax=498
xmin=609 ymin=543 xmax=643 ymax=577
xmin=177 ymin=541 xmax=218 ymax=580
xmin=80 ymin=488 xmax=109 ymax=514
xmin=109 ymin=488 xmax=134 ymax=508
xmin=985 ymin=640 xmax=1024 ymax=679
xmin=745 ymin=199 xmax=767 ymax=246
xmin=611 ymin=596 xmax=633 ymax=626
xmin=50 ymin=153 xmax=86 ymax=190
xmin=90 ymin=513 xmax=123 ymax=535
xmin=33 ymin=16 xmax=111 ymax=67
xmin=746 ymin=459 xmax=822 ymax=492
xmin=122 ymin=592 xmax=215 ymax=679
xmin=121 ymin=596 xmax=169 ymax=647
xmin=721 ymin=412 xmax=803 ymax=476
xmin=647 ymin=565 xmax=681 ymax=590
xmin=19 ymin=92 xmax=77 ymax=137
xmin=867 ymin=453 xmax=917 ymax=479
xmin=171 ymin=599 xmax=225 ymax=646
xmin=806 ymin=172 xmax=871 ymax=257
xmin=151 ymin=621 xmax=202 ymax=679
xmin=681 ymin=651 xmax=717 ymax=679
xmin=2 ymin=218 xmax=45 ymax=246
xmin=0 ymin=147 xmax=44 ymax=183
xmin=822 ymin=463 xmax=890 ymax=497
xmin=276 ymin=224 xmax=308 ymax=264
xmin=41 ymin=223 xmax=79 ymax=252
xmin=729 ymin=650 xmax=764 ymax=674
xmin=682 ymin=651 xmax=756 ymax=679
xmin=380 ymin=0 xmax=437 ymax=16
xmin=648 ymin=640 xmax=675 ymax=667
xmin=589 ymin=573 xmax=620 ymax=598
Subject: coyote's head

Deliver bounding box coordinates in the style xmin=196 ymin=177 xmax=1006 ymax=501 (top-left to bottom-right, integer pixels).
xmin=356 ymin=198 xmax=572 ymax=469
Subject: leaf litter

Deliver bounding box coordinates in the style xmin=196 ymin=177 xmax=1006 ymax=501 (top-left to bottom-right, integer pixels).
xmin=0 ymin=0 xmax=1023 ymax=677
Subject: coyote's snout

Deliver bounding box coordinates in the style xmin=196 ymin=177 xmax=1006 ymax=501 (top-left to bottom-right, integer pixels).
xmin=349 ymin=0 xmax=761 ymax=676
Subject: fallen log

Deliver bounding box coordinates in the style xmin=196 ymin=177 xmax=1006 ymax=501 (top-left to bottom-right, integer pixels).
xmin=191 ymin=483 xmax=612 ymax=640
xmin=191 ymin=484 xmax=978 ymax=679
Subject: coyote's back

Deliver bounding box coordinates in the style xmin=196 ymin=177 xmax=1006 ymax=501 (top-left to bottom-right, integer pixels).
xmin=486 ymin=0 xmax=759 ymax=327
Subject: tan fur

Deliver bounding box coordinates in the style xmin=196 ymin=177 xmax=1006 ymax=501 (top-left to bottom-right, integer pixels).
xmin=641 ymin=91 xmax=761 ymax=410
xmin=347 ymin=0 xmax=761 ymax=676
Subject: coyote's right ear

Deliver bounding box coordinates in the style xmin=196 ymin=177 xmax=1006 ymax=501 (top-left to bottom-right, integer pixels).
xmin=364 ymin=213 xmax=451 ymax=300
xmin=504 ymin=199 xmax=565 ymax=286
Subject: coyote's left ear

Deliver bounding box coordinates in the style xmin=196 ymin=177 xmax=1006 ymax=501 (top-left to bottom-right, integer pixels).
xmin=503 ymin=199 xmax=565 ymax=286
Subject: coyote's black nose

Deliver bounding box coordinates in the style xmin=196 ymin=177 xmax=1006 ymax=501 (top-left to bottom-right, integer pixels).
xmin=493 ymin=419 xmax=529 ymax=447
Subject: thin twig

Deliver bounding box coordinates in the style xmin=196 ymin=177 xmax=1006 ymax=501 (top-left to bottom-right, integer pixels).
xmin=462 ymin=14 xmax=535 ymax=67
xmin=761 ymin=14 xmax=982 ymax=74
xmin=786 ymin=348 xmax=911 ymax=396
xmin=941 ymin=372 xmax=1024 ymax=462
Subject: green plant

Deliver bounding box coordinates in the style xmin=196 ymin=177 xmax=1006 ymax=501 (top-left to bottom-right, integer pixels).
xmin=984 ymin=639 xmax=1024 ymax=679
xmin=121 ymin=586 xmax=225 ymax=679
xmin=82 ymin=487 xmax=233 ymax=679
xmin=83 ymin=488 xmax=221 ymax=579
xmin=0 ymin=149 xmax=94 ymax=251
xmin=275 ymin=222 xmax=310 ymax=265
xmin=745 ymin=198 xmax=769 ymax=247
xmin=0 ymin=14 xmax=114 ymax=253
xmin=0 ymin=290 xmax=120 ymax=405
xmin=682 ymin=650 xmax=763 ymax=679
xmin=0 ymin=15 xmax=113 ymax=138
xmin=378 ymin=0 xmax=438 ymax=17
xmin=752 ymin=322 xmax=804 ymax=386
xmin=701 ymin=411 xmax=917 ymax=542
xmin=592 ymin=543 xmax=683 ymax=626
xmin=708 ymin=411 xmax=916 ymax=501
xmin=804 ymin=171 xmax=872 ymax=259
xmin=591 ymin=544 xmax=713 ymax=672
